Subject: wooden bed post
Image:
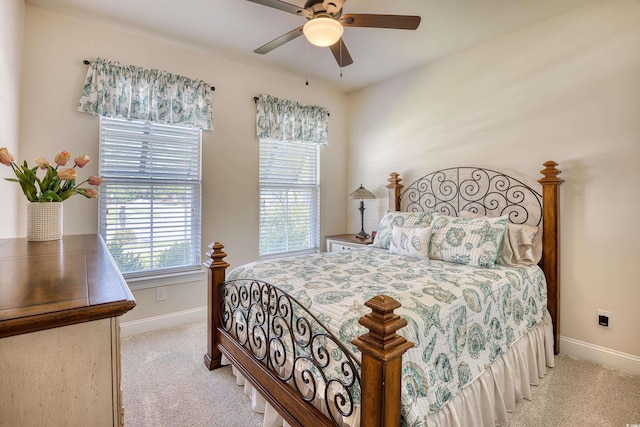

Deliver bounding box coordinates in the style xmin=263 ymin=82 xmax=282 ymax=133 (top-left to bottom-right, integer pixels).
xmin=352 ymin=295 xmax=414 ymax=427
xmin=386 ymin=172 xmax=403 ymax=211
xmin=204 ymin=242 xmax=230 ymax=370
xmin=538 ymin=161 xmax=564 ymax=355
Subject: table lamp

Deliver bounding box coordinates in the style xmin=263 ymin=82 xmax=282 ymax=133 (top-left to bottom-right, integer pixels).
xmin=348 ymin=184 xmax=376 ymax=239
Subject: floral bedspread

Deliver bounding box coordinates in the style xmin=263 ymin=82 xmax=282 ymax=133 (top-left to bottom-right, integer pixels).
xmin=227 ymin=247 xmax=547 ymax=427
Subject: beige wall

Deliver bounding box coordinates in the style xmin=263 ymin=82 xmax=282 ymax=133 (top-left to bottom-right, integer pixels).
xmin=9 ymin=1 xmax=638 ymax=359
xmin=347 ymin=0 xmax=640 ymax=357
xmin=17 ymin=5 xmax=349 ymax=323
xmin=0 ymin=0 xmax=24 ymax=238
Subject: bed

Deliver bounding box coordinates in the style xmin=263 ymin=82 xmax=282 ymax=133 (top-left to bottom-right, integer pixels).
xmin=204 ymin=161 xmax=563 ymax=427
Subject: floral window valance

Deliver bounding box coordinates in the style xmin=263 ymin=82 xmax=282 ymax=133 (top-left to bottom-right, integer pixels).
xmin=77 ymin=58 xmax=213 ymax=130
xmin=256 ymin=94 xmax=328 ymax=145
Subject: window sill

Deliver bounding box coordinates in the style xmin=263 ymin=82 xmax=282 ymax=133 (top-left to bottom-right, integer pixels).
xmin=259 ymin=248 xmax=320 ymax=261
xmin=125 ymin=268 xmax=207 ymax=291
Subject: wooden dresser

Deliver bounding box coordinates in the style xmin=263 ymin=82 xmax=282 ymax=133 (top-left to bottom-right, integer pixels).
xmin=0 ymin=234 xmax=136 ymax=427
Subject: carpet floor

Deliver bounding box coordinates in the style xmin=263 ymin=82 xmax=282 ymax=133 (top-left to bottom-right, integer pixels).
xmin=121 ymin=321 xmax=640 ymax=427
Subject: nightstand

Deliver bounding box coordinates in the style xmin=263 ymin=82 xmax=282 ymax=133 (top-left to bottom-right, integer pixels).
xmin=325 ymin=234 xmax=373 ymax=252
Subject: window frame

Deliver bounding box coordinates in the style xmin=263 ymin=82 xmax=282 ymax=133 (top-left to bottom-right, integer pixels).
xmin=98 ymin=117 xmax=203 ymax=279
xmin=258 ymin=138 xmax=320 ymax=258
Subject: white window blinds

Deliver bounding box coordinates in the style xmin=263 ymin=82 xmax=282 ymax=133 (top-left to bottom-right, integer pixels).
xmin=259 ymin=139 xmax=320 ymax=256
xmin=99 ymin=117 xmax=202 ymax=277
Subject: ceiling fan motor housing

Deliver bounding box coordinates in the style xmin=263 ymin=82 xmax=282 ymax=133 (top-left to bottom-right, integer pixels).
xmin=304 ymin=0 xmax=345 ymax=18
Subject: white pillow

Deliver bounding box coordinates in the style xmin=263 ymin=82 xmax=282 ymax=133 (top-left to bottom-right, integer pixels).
xmin=458 ymin=211 xmax=542 ymax=266
xmin=389 ymin=226 xmax=432 ymax=260
xmin=430 ymin=214 xmax=508 ymax=268
xmin=499 ymin=222 xmax=542 ymax=266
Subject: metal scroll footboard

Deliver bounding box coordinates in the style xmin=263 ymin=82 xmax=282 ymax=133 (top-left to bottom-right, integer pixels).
xmin=221 ymin=278 xmax=362 ymax=426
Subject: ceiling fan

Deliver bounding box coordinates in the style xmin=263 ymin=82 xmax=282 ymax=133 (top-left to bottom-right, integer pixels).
xmin=247 ymin=0 xmax=421 ymax=67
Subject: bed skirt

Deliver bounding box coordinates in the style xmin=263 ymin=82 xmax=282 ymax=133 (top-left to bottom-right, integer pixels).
xmin=221 ymin=312 xmax=554 ymax=427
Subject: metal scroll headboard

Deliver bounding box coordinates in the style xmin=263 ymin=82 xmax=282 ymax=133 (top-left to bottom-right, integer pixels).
xmin=399 ymin=167 xmax=543 ymax=227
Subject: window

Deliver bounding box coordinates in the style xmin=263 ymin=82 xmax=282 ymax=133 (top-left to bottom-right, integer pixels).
xmin=259 ymin=139 xmax=320 ymax=256
xmin=98 ymin=117 xmax=202 ymax=278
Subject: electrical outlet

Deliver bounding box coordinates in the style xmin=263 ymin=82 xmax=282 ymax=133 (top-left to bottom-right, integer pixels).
xmin=156 ymin=287 xmax=167 ymax=302
xmin=597 ymin=309 xmax=611 ymax=328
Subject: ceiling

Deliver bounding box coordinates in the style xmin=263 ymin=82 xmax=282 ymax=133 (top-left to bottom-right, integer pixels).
xmin=24 ymin=0 xmax=595 ymax=92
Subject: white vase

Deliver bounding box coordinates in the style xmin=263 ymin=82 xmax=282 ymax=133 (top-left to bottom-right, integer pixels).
xmin=27 ymin=202 xmax=63 ymax=241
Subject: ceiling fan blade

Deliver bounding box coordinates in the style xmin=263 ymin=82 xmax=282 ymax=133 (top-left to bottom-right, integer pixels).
xmin=329 ymin=38 xmax=353 ymax=67
xmin=340 ymin=14 xmax=421 ymax=30
xmin=323 ymin=0 xmax=346 ymax=15
xmin=246 ymin=0 xmax=311 ymax=17
xmin=254 ymin=26 xmax=304 ymax=54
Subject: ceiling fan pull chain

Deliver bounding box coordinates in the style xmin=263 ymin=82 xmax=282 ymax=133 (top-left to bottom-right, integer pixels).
xmin=306 ymin=41 xmax=310 ymax=86
xmin=340 ymin=39 xmax=343 ymax=78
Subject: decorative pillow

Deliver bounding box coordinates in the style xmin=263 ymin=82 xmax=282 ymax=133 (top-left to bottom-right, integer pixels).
xmin=498 ymin=222 xmax=542 ymax=266
xmin=389 ymin=226 xmax=432 ymax=259
xmin=372 ymin=210 xmax=438 ymax=249
xmin=458 ymin=211 xmax=542 ymax=266
xmin=429 ymin=214 xmax=508 ymax=268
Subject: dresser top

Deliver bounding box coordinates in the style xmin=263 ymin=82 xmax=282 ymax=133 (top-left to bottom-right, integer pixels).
xmin=0 ymin=234 xmax=136 ymax=338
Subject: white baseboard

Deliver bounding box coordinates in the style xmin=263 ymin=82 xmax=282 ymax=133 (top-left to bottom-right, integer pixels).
xmin=559 ymin=335 xmax=640 ymax=375
xmin=120 ymin=315 xmax=640 ymax=375
xmin=120 ymin=306 xmax=207 ymax=337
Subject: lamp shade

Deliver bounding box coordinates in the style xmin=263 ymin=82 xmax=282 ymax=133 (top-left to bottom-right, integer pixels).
xmin=348 ymin=185 xmax=376 ymax=200
xmin=303 ymin=17 xmax=344 ymax=47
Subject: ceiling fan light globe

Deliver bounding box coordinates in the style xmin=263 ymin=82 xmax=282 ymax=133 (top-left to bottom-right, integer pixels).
xmin=303 ymin=17 xmax=343 ymax=47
